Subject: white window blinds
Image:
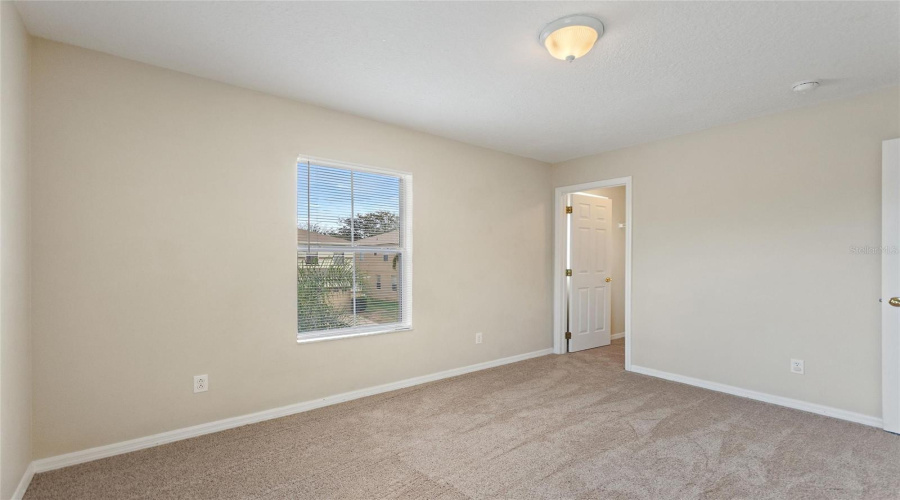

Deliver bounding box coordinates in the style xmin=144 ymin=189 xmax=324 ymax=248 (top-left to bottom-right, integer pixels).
xmin=297 ymin=158 xmax=412 ymax=341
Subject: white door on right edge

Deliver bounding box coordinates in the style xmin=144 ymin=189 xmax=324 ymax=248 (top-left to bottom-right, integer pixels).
xmin=568 ymin=193 xmax=612 ymax=352
xmin=883 ymin=138 xmax=900 ymax=434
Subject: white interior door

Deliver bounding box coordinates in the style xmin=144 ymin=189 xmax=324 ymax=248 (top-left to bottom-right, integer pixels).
xmin=568 ymin=193 xmax=612 ymax=352
xmin=883 ymin=138 xmax=900 ymax=433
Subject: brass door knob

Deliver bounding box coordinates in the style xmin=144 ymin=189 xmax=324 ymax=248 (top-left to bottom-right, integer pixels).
xmin=605 ymin=277 xmax=612 ymax=283
xmin=890 ymin=297 xmax=900 ymax=307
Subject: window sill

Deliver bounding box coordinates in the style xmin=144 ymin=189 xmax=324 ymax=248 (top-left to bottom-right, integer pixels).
xmin=297 ymin=324 xmax=412 ymax=344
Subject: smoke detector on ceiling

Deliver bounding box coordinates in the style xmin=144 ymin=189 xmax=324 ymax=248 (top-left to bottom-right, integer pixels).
xmin=792 ymin=80 xmax=820 ymax=93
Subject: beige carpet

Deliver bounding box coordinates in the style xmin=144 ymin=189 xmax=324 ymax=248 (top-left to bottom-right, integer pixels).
xmin=25 ymin=339 xmax=900 ymax=499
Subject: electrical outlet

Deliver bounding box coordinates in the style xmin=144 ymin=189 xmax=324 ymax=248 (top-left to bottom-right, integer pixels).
xmin=194 ymin=374 xmax=208 ymax=393
xmin=475 ymin=332 xmax=483 ymax=344
xmin=790 ymin=359 xmax=804 ymax=375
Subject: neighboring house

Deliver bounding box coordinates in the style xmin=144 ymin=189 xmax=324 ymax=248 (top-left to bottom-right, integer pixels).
xmin=355 ymin=230 xmax=401 ymax=300
xmin=297 ymin=227 xmax=400 ymax=298
xmin=297 ymin=227 xmax=400 ymax=323
xmin=297 ymin=227 xmax=351 ymax=265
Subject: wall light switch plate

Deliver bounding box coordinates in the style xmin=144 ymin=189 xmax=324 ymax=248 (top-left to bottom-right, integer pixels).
xmin=194 ymin=374 xmax=208 ymax=393
xmin=790 ymin=359 xmax=804 ymax=375
xmin=475 ymin=332 xmax=483 ymax=344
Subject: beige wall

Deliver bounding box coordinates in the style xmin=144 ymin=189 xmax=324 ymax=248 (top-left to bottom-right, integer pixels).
xmin=584 ymin=186 xmax=626 ymax=336
xmin=1 ymin=1 xmax=32 ymax=497
xmin=30 ymin=39 xmax=553 ymax=459
xmin=554 ymin=87 xmax=900 ymax=418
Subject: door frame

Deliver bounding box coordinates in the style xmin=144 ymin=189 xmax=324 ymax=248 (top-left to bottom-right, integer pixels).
xmin=883 ymin=138 xmax=900 ymax=433
xmin=553 ymin=177 xmax=633 ymax=370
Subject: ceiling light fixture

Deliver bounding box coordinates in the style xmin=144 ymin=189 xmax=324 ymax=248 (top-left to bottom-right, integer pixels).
xmin=792 ymin=80 xmax=820 ymax=93
xmin=540 ymin=15 xmax=604 ymax=62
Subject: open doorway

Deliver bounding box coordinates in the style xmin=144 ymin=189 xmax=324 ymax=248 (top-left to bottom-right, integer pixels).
xmin=553 ymin=178 xmax=632 ymax=370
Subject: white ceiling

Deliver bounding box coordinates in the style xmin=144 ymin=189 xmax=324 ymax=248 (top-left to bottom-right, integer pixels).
xmin=16 ymin=1 xmax=900 ymax=163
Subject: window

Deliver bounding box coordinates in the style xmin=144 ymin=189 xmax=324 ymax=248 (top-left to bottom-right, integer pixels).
xmin=297 ymin=157 xmax=412 ymax=342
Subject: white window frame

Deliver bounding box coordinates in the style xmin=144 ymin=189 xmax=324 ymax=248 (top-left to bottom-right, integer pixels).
xmin=296 ymin=155 xmax=413 ymax=343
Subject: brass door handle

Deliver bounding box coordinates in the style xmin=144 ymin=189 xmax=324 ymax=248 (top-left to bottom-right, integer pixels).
xmin=605 ymin=277 xmax=612 ymax=283
xmin=890 ymin=297 xmax=900 ymax=307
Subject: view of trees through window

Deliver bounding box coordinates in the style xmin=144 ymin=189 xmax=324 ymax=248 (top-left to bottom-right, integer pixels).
xmin=297 ymin=162 xmax=406 ymax=335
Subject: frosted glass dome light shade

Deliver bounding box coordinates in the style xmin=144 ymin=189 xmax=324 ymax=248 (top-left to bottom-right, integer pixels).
xmin=540 ymin=15 xmax=604 ymax=62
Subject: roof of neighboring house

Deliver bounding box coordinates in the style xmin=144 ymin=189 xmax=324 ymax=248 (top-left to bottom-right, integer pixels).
xmin=297 ymin=228 xmax=400 ymax=248
xmin=297 ymin=228 xmax=349 ymax=246
xmin=355 ymin=230 xmax=400 ymax=246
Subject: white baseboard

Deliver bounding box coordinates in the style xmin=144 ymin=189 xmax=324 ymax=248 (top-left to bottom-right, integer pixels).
xmin=12 ymin=462 xmax=35 ymax=500
xmin=610 ymin=332 xmax=625 ymax=340
xmin=629 ymin=364 xmax=883 ymax=428
xmin=32 ymin=348 xmax=553 ymax=473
